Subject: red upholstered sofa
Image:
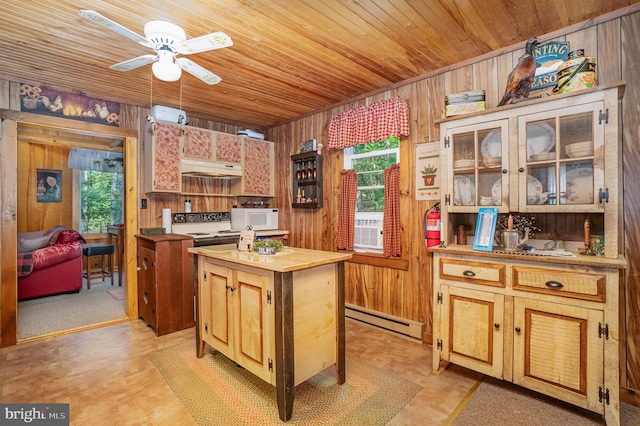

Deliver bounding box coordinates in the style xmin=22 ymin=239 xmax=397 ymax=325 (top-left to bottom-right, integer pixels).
xmin=17 ymin=227 xmax=85 ymax=300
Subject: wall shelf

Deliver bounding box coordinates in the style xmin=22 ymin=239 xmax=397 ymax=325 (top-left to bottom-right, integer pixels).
xmin=291 ymin=151 xmax=323 ymax=209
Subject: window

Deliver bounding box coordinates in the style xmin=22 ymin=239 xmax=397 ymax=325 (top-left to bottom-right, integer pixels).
xmin=79 ymin=170 xmax=123 ymax=233
xmin=343 ymin=138 xmax=400 ymax=252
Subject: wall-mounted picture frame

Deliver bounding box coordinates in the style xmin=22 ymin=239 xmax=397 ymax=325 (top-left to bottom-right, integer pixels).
xmin=301 ymin=139 xmax=317 ymax=153
xmin=36 ymin=169 xmax=62 ymax=203
xmin=473 ymin=207 xmax=498 ymax=251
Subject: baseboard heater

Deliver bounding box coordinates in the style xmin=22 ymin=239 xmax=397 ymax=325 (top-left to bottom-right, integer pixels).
xmin=345 ymin=304 xmax=424 ymax=341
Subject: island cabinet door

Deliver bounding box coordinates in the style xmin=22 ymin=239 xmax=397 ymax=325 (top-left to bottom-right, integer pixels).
xmin=200 ymin=261 xmax=235 ymax=361
xmin=234 ymin=269 xmax=274 ymax=384
xmin=513 ymin=297 xmax=604 ymax=414
xmin=440 ymin=285 xmax=504 ymax=379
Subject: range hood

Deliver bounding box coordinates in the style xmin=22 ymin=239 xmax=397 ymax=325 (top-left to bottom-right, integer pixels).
xmin=181 ymin=158 xmax=242 ymax=178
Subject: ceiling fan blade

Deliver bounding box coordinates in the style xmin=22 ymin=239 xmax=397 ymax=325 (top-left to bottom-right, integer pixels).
xmin=79 ymin=9 xmax=151 ymax=48
xmin=176 ymin=58 xmax=222 ymax=85
xmin=175 ymin=32 xmax=233 ymax=55
xmin=110 ymin=55 xmax=157 ymax=72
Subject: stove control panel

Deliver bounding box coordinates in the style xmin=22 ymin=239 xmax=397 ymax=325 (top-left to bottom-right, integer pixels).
xmin=172 ymin=212 xmax=231 ymax=224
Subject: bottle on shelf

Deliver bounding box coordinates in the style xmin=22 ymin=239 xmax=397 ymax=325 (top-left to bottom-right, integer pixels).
xmin=296 ymin=188 xmax=302 ymax=203
xmin=296 ymin=162 xmax=301 ymax=180
xmin=301 ymin=189 xmax=306 ymax=203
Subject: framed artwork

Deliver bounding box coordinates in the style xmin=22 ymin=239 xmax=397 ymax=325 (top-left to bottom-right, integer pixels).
xmin=37 ymin=169 xmax=62 ymax=203
xmin=415 ymin=141 xmax=440 ymax=200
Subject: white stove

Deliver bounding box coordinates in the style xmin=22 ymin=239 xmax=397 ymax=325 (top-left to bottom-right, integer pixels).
xmin=171 ymin=212 xmax=242 ymax=247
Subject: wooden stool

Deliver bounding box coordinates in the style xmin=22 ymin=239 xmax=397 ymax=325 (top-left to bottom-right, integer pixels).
xmin=82 ymin=243 xmax=115 ymax=289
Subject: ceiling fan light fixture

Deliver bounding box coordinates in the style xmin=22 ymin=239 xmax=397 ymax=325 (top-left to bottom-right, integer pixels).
xmin=152 ymin=50 xmax=181 ymax=82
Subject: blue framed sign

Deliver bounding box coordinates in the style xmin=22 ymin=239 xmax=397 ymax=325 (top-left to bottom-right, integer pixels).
xmin=473 ymin=208 xmax=498 ymax=251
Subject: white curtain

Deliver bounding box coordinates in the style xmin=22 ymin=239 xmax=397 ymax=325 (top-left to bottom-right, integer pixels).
xmin=68 ymin=148 xmax=123 ymax=173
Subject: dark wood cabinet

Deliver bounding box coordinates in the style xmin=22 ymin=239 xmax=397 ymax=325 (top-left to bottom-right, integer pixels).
xmin=292 ymin=151 xmax=323 ymax=208
xmin=136 ymin=234 xmax=195 ymax=336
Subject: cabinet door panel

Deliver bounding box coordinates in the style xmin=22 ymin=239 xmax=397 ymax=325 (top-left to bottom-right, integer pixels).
xmin=442 ymin=285 xmax=504 ymax=378
xmin=236 ymin=270 xmax=273 ymax=383
xmin=183 ymin=127 xmax=214 ymax=160
xmin=513 ymin=298 xmax=603 ymax=413
xmin=203 ymin=263 xmax=235 ymax=360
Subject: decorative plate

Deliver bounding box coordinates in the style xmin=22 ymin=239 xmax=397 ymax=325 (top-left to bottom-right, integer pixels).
xmin=454 ymin=175 xmax=475 ymax=206
xmin=492 ymin=179 xmax=502 ymax=201
xmin=526 ymin=123 xmax=555 ymax=157
xmin=491 ymin=176 xmax=542 ymax=203
xmin=565 ymin=166 xmax=593 ymax=204
xmin=527 ymin=175 xmax=543 ymax=197
xmin=480 ymin=130 xmax=501 ymax=158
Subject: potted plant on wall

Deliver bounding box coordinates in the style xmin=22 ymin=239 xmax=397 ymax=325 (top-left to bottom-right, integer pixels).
xmin=421 ymin=165 xmax=438 ymax=186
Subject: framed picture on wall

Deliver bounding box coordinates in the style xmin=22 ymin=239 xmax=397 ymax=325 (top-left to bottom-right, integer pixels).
xmin=36 ymin=169 xmax=62 ymax=203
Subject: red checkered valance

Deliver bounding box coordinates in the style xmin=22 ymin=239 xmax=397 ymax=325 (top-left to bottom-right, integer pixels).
xmin=327 ymin=96 xmax=409 ymax=150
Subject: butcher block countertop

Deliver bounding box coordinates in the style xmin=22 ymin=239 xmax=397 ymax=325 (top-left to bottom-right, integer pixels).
xmin=188 ymin=246 xmax=352 ymax=272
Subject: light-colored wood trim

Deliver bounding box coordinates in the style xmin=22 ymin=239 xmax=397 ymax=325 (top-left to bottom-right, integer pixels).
xmin=0 ymin=119 xmax=18 ymax=347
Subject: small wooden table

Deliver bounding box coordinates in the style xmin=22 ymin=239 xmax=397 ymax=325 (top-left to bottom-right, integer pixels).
xmin=107 ymin=225 xmax=124 ymax=287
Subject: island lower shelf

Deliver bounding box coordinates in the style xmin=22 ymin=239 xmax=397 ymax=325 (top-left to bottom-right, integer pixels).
xmin=189 ymin=246 xmax=352 ymax=421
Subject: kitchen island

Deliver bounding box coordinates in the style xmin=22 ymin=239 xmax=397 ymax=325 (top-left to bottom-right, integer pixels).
xmin=188 ymin=246 xmax=352 ymax=421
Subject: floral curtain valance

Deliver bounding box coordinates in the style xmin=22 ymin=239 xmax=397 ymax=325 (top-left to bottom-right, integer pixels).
xmin=327 ymin=96 xmax=409 ymax=150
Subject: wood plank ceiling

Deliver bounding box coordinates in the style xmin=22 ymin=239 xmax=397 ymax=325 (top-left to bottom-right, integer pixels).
xmin=0 ymin=0 xmax=637 ymax=129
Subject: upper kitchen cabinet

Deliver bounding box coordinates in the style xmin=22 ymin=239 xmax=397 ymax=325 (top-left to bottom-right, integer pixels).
xmin=213 ymin=133 xmax=243 ymax=165
xmin=231 ymin=138 xmax=275 ymax=197
xmin=144 ymin=122 xmax=182 ymax=193
xmin=144 ymin=122 xmax=275 ymax=197
xmin=183 ymin=126 xmax=215 ymax=161
xmin=437 ymin=83 xmax=624 ymax=257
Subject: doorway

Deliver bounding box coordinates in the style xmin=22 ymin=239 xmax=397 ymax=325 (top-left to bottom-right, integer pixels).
xmin=0 ymin=112 xmax=139 ymax=347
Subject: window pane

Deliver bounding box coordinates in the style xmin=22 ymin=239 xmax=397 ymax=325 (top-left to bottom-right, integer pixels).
xmin=353 ymin=153 xmax=397 ymax=172
xmin=357 ymin=170 xmax=384 ymax=187
xmin=80 ymin=171 xmax=124 ymax=233
xmin=357 ymin=188 xmax=385 ymax=212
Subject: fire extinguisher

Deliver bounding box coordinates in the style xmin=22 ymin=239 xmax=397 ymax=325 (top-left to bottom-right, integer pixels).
xmin=424 ymin=203 xmax=441 ymax=248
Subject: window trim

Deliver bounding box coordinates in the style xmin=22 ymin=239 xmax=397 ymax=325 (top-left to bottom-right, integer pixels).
xmin=343 ymin=144 xmax=400 ymax=253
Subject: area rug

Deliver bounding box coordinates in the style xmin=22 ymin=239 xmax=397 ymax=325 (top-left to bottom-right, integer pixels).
xmin=107 ymin=288 xmax=126 ymax=300
xmin=448 ymin=376 xmax=640 ymax=426
xmin=149 ymin=342 xmax=421 ymax=425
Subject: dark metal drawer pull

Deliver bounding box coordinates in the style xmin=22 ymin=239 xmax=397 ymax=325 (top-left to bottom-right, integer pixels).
xmin=545 ymin=281 xmax=564 ymax=289
xmin=463 ymin=270 xmax=476 ymax=277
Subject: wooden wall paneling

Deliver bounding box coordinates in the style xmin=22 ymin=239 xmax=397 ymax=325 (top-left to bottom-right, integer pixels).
xmin=0 ymin=80 xmax=9 ymax=109
xmin=17 ymin=142 xmax=73 ymax=232
xmin=1 ymin=119 xmax=18 ymax=347
xmin=598 ymin=20 xmax=623 ymax=85
xmin=565 ymin=26 xmax=598 ymax=60
xmin=426 ymin=74 xmax=446 ymax=143
xmin=621 ymin=10 xmax=640 ymax=396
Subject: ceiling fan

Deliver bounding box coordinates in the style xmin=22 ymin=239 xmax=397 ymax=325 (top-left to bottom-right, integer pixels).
xmin=79 ymin=9 xmax=232 ymax=84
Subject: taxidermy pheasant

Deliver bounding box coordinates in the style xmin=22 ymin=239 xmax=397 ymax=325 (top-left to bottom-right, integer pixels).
xmin=497 ymin=37 xmax=539 ymax=106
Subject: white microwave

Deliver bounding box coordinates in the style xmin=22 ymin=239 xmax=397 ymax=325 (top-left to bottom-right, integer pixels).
xmin=231 ymin=208 xmax=279 ymax=231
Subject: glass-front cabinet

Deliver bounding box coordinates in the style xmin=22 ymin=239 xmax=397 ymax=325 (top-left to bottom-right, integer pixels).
xmin=437 ymin=83 xmax=623 ymax=258
xmin=446 ymin=121 xmax=509 ymax=211
xmin=519 ymin=102 xmax=604 ymax=212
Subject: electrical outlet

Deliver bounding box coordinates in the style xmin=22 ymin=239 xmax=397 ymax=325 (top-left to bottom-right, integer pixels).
xmin=140 ymin=199 xmax=147 ymax=209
